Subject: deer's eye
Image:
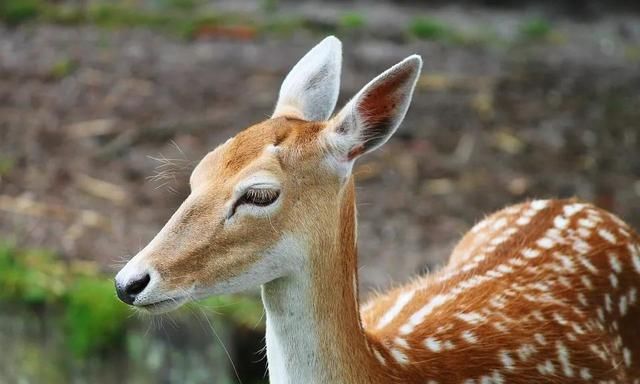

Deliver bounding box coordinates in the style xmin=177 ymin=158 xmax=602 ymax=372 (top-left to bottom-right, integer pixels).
xmin=230 ymin=188 xmax=280 ymax=217
xmin=242 ymin=188 xmax=280 ymax=206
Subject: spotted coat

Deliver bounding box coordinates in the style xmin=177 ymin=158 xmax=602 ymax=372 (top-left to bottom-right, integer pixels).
xmin=361 ymin=199 xmax=640 ymax=383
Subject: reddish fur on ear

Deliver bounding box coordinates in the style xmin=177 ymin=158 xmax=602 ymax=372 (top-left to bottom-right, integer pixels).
xmin=356 ymin=63 xmax=414 ymax=128
xmin=328 ymin=55 xmax=422 ymax=163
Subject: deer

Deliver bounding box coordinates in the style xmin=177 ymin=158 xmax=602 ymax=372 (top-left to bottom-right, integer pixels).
xmin=115 ymin=36 xmax=640 ymax=383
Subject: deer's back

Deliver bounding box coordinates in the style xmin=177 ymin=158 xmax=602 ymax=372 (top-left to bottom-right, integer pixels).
xmin=361 ymin=199 xmax=640 ymax=383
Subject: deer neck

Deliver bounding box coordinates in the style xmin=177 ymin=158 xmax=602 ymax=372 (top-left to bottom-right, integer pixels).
xmin=261 ymin=179 xmax=378 ymax=384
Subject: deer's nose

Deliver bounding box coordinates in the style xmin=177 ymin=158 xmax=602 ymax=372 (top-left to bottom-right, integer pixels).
xmin=115 ymin=273 xmax=151 ymax=305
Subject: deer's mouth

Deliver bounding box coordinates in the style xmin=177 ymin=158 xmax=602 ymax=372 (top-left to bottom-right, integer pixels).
xmin=136 ymin=296 xmax=188 ymax=314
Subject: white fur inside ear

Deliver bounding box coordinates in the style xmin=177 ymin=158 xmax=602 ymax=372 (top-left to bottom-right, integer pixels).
xmin=273 ymin=36 xmax=342 ymax=121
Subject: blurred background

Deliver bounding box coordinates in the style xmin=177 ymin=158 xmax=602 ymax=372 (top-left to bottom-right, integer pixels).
xmin=1 ymin=0 xmax=639 ymax=382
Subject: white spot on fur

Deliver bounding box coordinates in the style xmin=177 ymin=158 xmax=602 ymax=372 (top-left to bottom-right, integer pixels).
xmin=629 ymin=287 xmax=637 ymax=304
xmin=400 ymin=294 xmax=450 ymax=335
xmin=609 ymin=273 xmax=619 ymax=288
xmin=563 ymin=203 xmax=584 ymax=216
xmin=597 ymin=229 xmax=617 ymax=244
xmin=376 ymin=289 xmax=416 ymax=329
xmin=629 ymin=243 xmax=640 ymax=275
xmin=556 ymin=341 xmax=573 ymax=377
xmin=577 ymin=227 xmax=591 ymax=238
xmin=480 ymin=371 xmax=504 ymax=384
xmin=579 ymin=367 xmax=592 ymax=380
xmin=394 ymin=337 xmax=409 ymax=349
xmin=493 ymin=322 xmax=508 ymax=333
xmin=554 ymin=253 xmax=576 ymax=272
xmin=580 ymin=275 xmax=593 ymax=290
xmin=537 ymin=237 xmax=555 ymax=249
xmin=531 ymin=200 xmax=549 ymax=210
xmin=577 ymin=292 xmax=589 ymax=306
xmin=373 ymin=348 xmax=386 ymax=365
xmin=552 ymin=313 xmax=568 ymax=325
xmin=578 ymin=256 xmax=598 ymax=275
xmin=461 ymin=330 xmax=478 ymax=344
xmin=390 ymin=348 xmax=409 ymax=365
xmin=623 ymin=348 xmax=632 ymax=367
xmin=492 ymin=217 xmax=508 ymax=230
xmin=608 ymin=253 xmax=623 ymax=274
xmin=521 ymin=248 xmax=540 ymax=259
xmin=571 ymin=322 xmax=586 ymax=335
xmin=499 ymin=350 xmax=515 ymax=371
xmin=537 ymin=360 xmax=555 ymax=375
xmin=456 ymin=312 xmax=487 ymax=325
xmin=424 ymin=337 xmax=442 ymax=352
xmin=605 ymin=294 xmax=613 ymax=313
xmin=578 ymin=218 xmax=596 ymax=228
xmin=590 ymin=344 xmax=607 ymax=361
xmin=553 ymin=215 xmax=569 ymax=229
xmin=517 ymin=344 xmax=537 ymax=361
xmin=572 ymin=239 xmax=591 ymax=254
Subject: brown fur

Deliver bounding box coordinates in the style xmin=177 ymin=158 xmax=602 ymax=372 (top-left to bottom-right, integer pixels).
xmin=136 ymin=115 xmax=640 ymax=383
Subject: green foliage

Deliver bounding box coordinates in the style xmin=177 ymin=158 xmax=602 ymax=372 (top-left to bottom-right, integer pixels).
xmin=163 ymin=0 xmax=201 ymax=12
xmin=174 ymin=13 xmax=222 ymax=39
xmin=262 ymin=16 xmax=305 ymax=36
xmin=64 ymin=277 xmax=129 ymax=356
xmin=40 ymin=5 xmax=84 ymax=25
xmin=50 ymin=58 xmax=76 ymax=79
xmin=0 ymin=241 xmax=265 ymax=358
xmin=339 ymin=11 xmax=365 ymax=30
xmin=0 ymin=156 xmax=15 ymax=176
xmin=409 ymin=16 xmax=451 ymax=41
xmin=0 ymin=243 xmax=66 ymax=304
xmin=0 ymin=242 xmax=128 ymax=355
xmin=85 ymin=3 xmax=170 ymax=29
xmin=0 ymin=0 xmax=42 ymax=25
xmin=261 ymin=0 xmax=279 ymax=13
xmin=520 ymin=18 xmax=553 ymax=41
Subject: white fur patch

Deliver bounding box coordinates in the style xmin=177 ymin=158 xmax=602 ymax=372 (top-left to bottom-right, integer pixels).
xmin=273 ymin=36 xmax=342 ymax=121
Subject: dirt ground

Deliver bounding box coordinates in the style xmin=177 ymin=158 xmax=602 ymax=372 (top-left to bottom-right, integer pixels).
xmin=1 ymin=2 xmax=639 ymax=294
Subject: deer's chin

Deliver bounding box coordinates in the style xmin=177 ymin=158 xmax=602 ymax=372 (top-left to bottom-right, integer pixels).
xmin=135 ymin=296 xmax=188 ymax=315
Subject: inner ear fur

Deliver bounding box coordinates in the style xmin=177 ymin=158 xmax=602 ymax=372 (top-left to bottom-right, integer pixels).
xmin=329 ymin=55 xmax=422 ymax=161
xmin=272 ymin=36 xmax=342 ymax=122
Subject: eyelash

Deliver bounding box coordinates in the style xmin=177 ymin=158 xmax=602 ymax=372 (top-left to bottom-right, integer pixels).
xmin=229 ymin=188 xmax=280 ymax=217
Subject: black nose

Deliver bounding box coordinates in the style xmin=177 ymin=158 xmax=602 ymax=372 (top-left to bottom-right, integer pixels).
xmin=115 ymin=273 xmax=150 ymax=305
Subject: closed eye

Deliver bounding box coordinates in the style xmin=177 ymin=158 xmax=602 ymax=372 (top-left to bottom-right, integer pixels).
xmin=229 ymin=187 xmax=280 ymax=217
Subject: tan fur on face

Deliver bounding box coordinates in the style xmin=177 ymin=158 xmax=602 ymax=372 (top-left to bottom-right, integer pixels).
xmin=144 ymin=116 xmax=337 ymax=294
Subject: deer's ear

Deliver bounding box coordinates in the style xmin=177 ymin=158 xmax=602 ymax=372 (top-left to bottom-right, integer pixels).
xmin=273 ymin=36 xmax=342 ymax=121
xmin=325 ymin=55 xmax=422 ymax=166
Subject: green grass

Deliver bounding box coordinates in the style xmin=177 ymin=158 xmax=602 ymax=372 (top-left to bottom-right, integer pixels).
xmin=262 ymin=16 xmax=306 ymax=36
xmin=0 ymin=156 xmax=15 ymax=177
xmin=162 ymin=0 xmax=202 ymax=12
xmin=409 ymin=16 xmax=451 ymax=41
xmin=50 ymin=57 xmax=76 ymax=79
xmin=0 ymin=0 xmax=222 ymax=39
xmin=0 ymin=0 xmax=42 ymax=25
xmin=339 ymin=11 xmax=365 ymax=30
xmin=519 ymin=18 xmax=553 ymax=41
xmin=261 ymin=0 xmax=279 ymax=13
xmin=0 ymin=241 xmax=264 ymax=356
xmin=64 ymin=277 xmax=129 ymax=355
xmin=0 ymin=0 xmax=560 ymax=49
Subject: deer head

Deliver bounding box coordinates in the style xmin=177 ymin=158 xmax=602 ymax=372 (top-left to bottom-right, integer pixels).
xmin=115 ymin=36 xmax=422 ymax=314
